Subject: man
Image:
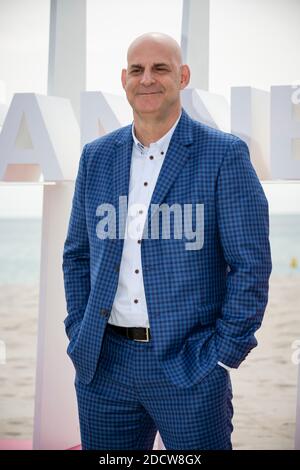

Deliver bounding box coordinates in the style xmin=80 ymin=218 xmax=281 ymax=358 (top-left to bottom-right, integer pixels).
xmin=62 ymin=32 xmax=272 ymax=450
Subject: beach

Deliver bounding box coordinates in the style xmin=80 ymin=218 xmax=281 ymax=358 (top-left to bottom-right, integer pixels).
xmin=0 ymin=273 xmax=299 ymax=449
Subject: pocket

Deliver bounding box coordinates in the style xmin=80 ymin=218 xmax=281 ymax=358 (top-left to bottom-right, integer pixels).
xmin=67 ymin=336 xmax=78 ymax=356
xmin=216 ymin=362 xmax=230 ymax=374
xmin=67 ymin=322 xmax=81 ymax=356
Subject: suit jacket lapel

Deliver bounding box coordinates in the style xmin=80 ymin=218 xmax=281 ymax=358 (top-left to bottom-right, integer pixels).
xmin=147 ymin=140 xmax=192 ymax=224
xmin=112 ymin=108 xmax=194 ymax=242
xmin=112 ymin=127 xmax=133 ymax=244
xmin=144 ymin=109 xmax=193 ymax=234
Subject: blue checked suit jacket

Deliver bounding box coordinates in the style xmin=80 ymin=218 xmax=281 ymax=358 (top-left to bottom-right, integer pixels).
xmin=62 ymin=107 xmax=272 ymax=388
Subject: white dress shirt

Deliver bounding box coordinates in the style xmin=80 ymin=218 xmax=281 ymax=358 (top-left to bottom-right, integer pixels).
xmin=108 ymin=111 xmax=231 ymax=372
xmin=109 ymin=111 xmax=182 ymax=328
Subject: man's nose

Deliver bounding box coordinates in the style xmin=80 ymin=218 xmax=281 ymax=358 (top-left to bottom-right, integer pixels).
xmin=140 ymin=69 xmax=155 ymax=86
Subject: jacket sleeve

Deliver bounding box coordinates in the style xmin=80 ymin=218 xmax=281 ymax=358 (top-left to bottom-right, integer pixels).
xmin=62 ymin=144 xmax=91 ymax=342
xmin=215 ymin=138 xmax=272 ymax=368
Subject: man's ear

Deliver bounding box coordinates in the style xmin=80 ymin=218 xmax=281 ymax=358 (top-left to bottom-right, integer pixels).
xmin=121 ymin=69 xmax=127 ymax=89
xmin=180 ymin=64 xmax=190 ymax=90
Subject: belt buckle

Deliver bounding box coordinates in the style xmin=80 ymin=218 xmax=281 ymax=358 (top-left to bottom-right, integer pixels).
xmin=133 ymin=327 xmax=150 ymax=342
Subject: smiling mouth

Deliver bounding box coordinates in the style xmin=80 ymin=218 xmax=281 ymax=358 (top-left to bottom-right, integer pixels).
xmin=138 ymin=92 xmax=162 ymax=95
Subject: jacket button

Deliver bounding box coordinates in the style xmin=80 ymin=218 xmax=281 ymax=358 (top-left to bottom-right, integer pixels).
xmin=100 ymin=308 xmax=110 ymax=317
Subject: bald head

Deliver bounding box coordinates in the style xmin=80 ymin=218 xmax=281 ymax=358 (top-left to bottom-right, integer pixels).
xmin=127 ymin=32 xmax=183 ymax=69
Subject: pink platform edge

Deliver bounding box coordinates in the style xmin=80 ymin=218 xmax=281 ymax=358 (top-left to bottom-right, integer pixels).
xmin=0 ymin=440 xmax=81 ymax=450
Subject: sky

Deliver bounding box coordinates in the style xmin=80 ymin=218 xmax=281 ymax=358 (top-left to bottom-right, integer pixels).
xmin=0 ymin=0 xmax=299 ymax=217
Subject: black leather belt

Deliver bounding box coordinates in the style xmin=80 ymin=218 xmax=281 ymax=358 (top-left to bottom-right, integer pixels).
xmin=107 ymin=323 xmax=151 ymax=342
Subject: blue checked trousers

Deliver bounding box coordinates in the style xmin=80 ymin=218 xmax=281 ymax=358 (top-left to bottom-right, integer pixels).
xmin=74 ymin=323 xmax=234 ymax=450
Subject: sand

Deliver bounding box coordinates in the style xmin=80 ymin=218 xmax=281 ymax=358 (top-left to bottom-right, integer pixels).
xmin=0 ymin=273 xmax=299 ymax=449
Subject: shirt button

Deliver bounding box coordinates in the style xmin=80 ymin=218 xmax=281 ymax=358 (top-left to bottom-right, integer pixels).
xmin=139 ymin=209 xmax=143 ymax=214
xmin=137 ymin=239 xmax=141 ymax=244
xmin=135 ymin=269 xmax=139 ymax=274
xmin=100 ymin=308 xmax=110 ymax=317
xmin=134 ymin=299 xmax=139 ymax=304
xmin=144 ymin=181 xmax=148 ymax=186
xmin=149 ymin=155 xmax=154 ymax=160
xmin=161 ymin=151 xmax=164 ymax=155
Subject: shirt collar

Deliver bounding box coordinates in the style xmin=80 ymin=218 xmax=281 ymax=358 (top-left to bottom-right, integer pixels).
xmin=131 ymin=110 xmax=182 ymax=156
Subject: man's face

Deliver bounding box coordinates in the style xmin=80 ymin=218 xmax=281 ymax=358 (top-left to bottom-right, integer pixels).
xmin=121 ymin=39 xmax=189 ymax=118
